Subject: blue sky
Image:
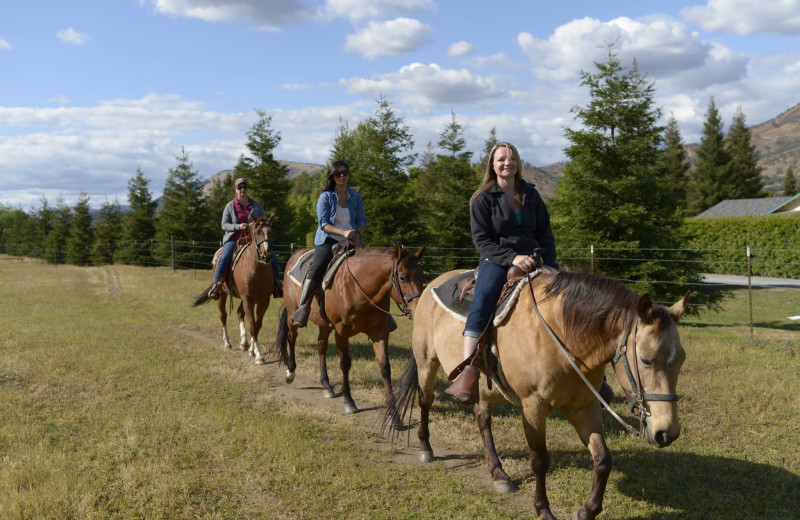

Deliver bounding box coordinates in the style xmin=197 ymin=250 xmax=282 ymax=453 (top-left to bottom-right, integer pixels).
xmin=2 ymin=0 xmax=800 ymax=210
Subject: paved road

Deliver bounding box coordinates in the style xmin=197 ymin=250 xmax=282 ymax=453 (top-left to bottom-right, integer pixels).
xmin=701 ymin=273 xmax=800 ymax=289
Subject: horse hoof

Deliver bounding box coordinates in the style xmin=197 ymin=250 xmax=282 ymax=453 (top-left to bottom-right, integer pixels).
xmin=323 ymin=389 xmax=335 ymax=399
xmin=248 ymin=350 xmax=255 ymax=357
xmin=284 ymin=370 xmax=295 ymax=384
xmin=344 ymin=403 xmax=358 ymax=414
xmin=239 ymin=345 xmax=248 ymax=351
xmin=224 ymin=344 xmax=232 ymax=350
xmin=493 ymin=480 xmax=516 ymax=494
xmin=254 ymin=357 xmax=265 ymax=365
xmin=419 ymin=451 xmax=433 ymax=463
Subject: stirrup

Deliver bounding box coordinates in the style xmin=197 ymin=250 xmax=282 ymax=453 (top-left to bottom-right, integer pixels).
xmin=444 ymin=365 xmax=480 ymax=406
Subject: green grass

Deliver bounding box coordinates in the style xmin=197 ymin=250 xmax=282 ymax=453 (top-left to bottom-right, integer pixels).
xmin=1 ymin=259 xmax=798 ymax=519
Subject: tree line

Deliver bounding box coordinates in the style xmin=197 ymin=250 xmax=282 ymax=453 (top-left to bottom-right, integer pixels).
xmin=2 ymin=43 xmax=793 ymax=309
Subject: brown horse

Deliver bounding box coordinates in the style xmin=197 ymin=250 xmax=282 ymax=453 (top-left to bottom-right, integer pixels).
xmin=391 ymin=268 xmax=688 ymax=520
xmin=273 ymin=244 xmax=424 ymax=424
xmin=191 ymin=214 xmax=275 ymax=364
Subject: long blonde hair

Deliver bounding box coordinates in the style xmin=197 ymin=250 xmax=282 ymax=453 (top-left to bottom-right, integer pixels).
xmin=470 ymin=142 xmax=523 ymax=205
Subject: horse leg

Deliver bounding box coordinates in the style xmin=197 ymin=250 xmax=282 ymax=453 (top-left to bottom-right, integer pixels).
xmin=521 ymin=402 xmax=556 ymax=520
xmin=317 ymin=328 xmax=335 ymax=399
xmin=372 ymin=333 xmax=400 ymax=429
xmin=563 ymin=406 xmax=611 ymax=520
xmin=334 ymin=332 xmax=357 ymax=414
xmin=251 ymin=298 xmax=268 ymax=365
xmin=218 ymin=293 xmax=232 ymax=349
xmin=416 ymin=354 xmax=440 ymax=463
xmin=474 ymin=401 xmax=514 ymax=493
xmin=237 ymin=301 xmax=248 ymax=351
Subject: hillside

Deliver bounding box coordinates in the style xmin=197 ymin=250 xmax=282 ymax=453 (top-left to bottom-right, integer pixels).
xmin=748 ymin=102 xmax=800 ymax=191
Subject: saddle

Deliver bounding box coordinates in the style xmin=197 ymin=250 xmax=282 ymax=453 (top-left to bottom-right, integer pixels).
xmin=287 ymin=242 xmax=357 ymax=326
xmin=211 ymin=237 xmax=252 ymax=297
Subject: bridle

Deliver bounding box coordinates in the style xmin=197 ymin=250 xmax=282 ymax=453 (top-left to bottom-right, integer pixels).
xmin=527 ymin=275 xmax=679 ymax=438
xmin=611 ymin=321 xmax=681 ymax=425
xmin=344 ymin=251 xmax=421 ymax=320
xmin=250 ymin=219 xmax=272 ymax=264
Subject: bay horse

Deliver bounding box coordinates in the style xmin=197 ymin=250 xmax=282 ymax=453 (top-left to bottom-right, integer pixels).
xmin=191 ymin=214 xmax=275 ymax=365
xmin=391 ymin=268 xmax=688 ymax=520
xmin=273 ymin=243 xmax=424 ymax=425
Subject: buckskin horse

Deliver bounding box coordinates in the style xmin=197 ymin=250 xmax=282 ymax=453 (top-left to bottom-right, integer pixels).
xmin=191 ymin=214 xmax=276 ymax=364
xmin=273 ymin=243 xmax=424 ymax=425
xmin=391 ymin=268 xmax=688 ymax=520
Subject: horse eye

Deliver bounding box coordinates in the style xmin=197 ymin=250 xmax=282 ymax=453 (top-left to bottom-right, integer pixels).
xmin=640 ymin=357 xmax=654 ymax=368
xmin=399 ymin=275 xmax=407 ymax=283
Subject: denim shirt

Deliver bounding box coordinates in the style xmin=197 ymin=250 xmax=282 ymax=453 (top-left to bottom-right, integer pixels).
xmin=313 ymin=187 xmax=367 ymax=246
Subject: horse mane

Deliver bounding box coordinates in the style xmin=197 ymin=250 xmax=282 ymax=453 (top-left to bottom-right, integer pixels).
xmin=540 ymin=271 xmax=640 ymax=355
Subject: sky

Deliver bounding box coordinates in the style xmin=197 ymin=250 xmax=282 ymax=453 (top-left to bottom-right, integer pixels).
xmin=1 ymin=0 xmax=800 ymax=210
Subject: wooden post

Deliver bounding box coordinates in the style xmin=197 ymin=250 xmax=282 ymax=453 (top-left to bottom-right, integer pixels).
xmin=747 ymin=245 xmax=753 ymax=342
xmin=171 ymin=235 xmax=175 ymax=271
xmin=590 ymin=245 xmax=594 ymax=275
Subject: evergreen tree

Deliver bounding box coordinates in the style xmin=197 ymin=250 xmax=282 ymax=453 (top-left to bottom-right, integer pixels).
xmin=473 ymin=127 xmax=498 ymax=180
xmin=784 ymin=165 xmax=797 ymax=196
xmin=0 ymin=206 xmax=35 ymax=257
xmin=116 ymin=167 xmax=157 ymax=266
xmin=240 ymin=110 xmax=294 ymax=246
xmin=333 ymin=96 xmax=419 ymax=246
xmin=91 ymin=199 xmax=122 ymax=265
xmin=287 ymin=169 xmax=326 ymax=248
xmin=686 ymin=97 xmax=730 ymax=215
xmin=549 ymin=44 xmax=703 ymax=305
xmin=660 ymin=115 xmax=690 ymax=208
xmin=66 ymin=192 xmax=94 ymax=265
xmin=153 ymin=147 xmax=212 ymax=268
xmin=48 ymin=197 xmax=72 ymax=264
xmin=724 ymin=106 xmax=766 ymax=199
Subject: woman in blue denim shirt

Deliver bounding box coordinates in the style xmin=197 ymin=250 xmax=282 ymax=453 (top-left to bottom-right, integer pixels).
xmin=445 ymin=142 xmax=558 ymax=405
xmin=290 ymin=160 xmax=367 ymax=327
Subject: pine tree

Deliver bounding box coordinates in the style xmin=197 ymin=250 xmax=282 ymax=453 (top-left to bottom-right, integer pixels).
xmin=48 ymin=197 xmax=72 ymax=264
xmin=241 ymin=110 xmax=293 ymax=245
xmin=549 ymin=43 xmax=703 ymax=305
xmin=473 ymin=127 xmax=498 ymax=180
xmin=0 ymin=206 xmax=36 ymax=257
xmin=686 ymin=97 xmax=730 ymax=215
xmin=66 ymin=192 xmax=94 ymax=265
xmin=92 ymin=199 xmax=122 ymax=265
xmin=784 ymin=165 xmax=797 ymax=196
xmin=287 ymin=169 xmax=326 ymax=248
xmin=116 ymin=167 xmax=157 ymax=266
xmin=724 ymin=106 xmax=766 ymax=199
xmin=660 ymin=115 xmax=690 ymax=208
xmin=153 ymin=147 xmax=212 ymax=268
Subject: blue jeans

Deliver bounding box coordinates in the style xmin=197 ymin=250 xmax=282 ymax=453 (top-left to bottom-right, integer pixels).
xmin=464 ymin=258 xmax=509 ymax=338
xmin=213 ymin=239 xmax=281 ymax=285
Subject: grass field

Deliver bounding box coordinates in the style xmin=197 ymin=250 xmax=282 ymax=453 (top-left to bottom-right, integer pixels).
xmin=1 ymin=260 xmax=798 ymax=519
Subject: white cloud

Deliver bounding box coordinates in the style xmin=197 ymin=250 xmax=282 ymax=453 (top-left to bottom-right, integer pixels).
xmin=447 ymin=41 xmax=476 ymax=56
xmin=281 ymin=83 xmax=313 ymax=91
xmin=47 ymin=95 xmax=73 ymax=105
xmin=324 ymin=0 xmax=435 ymax=22
xmin=0 ymin=37 xmax=10 ymax=50
xmin=339 ymin=62 xmax=503 ymax=107
xmin=344 ymin=17 xmax=432 ymax=59
xmin=147 ymin=0 xmax=322 ymax=28
xmin=57 ymin=27 xmax=91 ymax=46
xmin=682 ymin=0 xmax=800 ymax=36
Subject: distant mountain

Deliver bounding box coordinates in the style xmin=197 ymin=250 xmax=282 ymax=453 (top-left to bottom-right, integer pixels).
xmin=200 ymin=161 xmax=324 ymax=197
xmin=748 ymin=102 xmax=800 ymax=191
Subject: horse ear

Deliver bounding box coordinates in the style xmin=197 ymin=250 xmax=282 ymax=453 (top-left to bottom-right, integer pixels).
xmin=668 ymin=291 xmax=690 ymax=322
xmin=267 ymin=212 xmax=275 ymax=223
xmin=637 ymin=294 xmax=653 ymax=322
xmin=415 ymin=246 xmax=425 ymax=261
xmin=394 ymin=242 xmax=403 ymax=260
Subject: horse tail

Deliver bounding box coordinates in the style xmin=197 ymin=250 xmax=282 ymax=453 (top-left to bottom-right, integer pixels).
xmin=383 ymin=352 xmax=419 ymax=440
xmin=270 ymin=306 xmax=290 ymax=366
xmin=190 ymin=283 xmax=213 ymax=308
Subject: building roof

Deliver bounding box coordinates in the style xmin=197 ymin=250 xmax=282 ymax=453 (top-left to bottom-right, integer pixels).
xmin=696 ymin=193 xmax=800 ymax=218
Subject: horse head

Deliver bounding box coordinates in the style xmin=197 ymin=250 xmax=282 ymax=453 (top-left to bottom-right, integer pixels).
xmin=390 ymin=243 xmax=425 ymax=319
xmin=612 ymin=291 xmax=689 ymax=448
xmin=250 ymin=213 xmax=274 ymax=263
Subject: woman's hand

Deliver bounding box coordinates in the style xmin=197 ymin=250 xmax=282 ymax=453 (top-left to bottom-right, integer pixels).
xmin=511 ymin=254 xmax=536 ymax=272
xmin=239 ymin=222 xmax=249 ymax=230
xmin=345 ymin=229 xmax=359 ymax=243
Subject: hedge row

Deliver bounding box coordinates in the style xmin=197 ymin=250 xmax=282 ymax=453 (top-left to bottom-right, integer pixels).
xmin=685 ymin=212 xmax=800 ymax=278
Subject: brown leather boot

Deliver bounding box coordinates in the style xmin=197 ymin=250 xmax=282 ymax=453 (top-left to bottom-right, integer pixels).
xmin=208 ymin=282 xmax=221 ymax=300
xmin=445 ymin=365 xmax=480 ymax=405
xmin=289 ymin=279 xmax=318 ymax=327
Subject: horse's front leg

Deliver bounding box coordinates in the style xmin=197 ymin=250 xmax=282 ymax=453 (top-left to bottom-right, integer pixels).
xmin=474 ymin=401 xmax=514 ymax=493
xmin=317 ymin=328 xmax=334 ymax=399
xmin=335 ymin=332 xmax=356 ymax=414
xmin=217 ymin=294 xmax=232 ymax=349
xmin=563 ymin=405 xmax=611 ymax=520
xmin=521 ymin=400 xmax=555 ymax=520
xmin=251 ymin=297 xmax=268 ymax=365
xmin=371 ymin=331 xmax=399 ymax=428
xmin=416 ymin=354 xmax=440 ymax=462
xmin=236 ymin=301 xmax=248 ymax=351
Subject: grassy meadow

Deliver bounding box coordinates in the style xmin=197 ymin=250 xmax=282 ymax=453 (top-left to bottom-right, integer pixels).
xmin=0 ymin=259 xmax=798 ymax=519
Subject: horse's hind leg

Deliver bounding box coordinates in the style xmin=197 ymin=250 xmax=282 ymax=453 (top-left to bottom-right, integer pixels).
xmin=236 ymin=301 xmax=248 ymax=351
xmin=218 ymin=294 xmax=232 ymax=349
xmin=372 ymin=333 xmax=400 ymax=429
xmin=521 ymin=402 xmax=556 ymax=520
xmin=334 ymin=332 xmax=357 ymax=414
xmin=563 ymin=406 xmax=611 ymax=520
xmin=474 ymin=401 xmax=514 ymax=493
xmin=317 ymin=328 xmax=335 ymax=399
xmin=416 ymin=354 xmax=440 ymax=463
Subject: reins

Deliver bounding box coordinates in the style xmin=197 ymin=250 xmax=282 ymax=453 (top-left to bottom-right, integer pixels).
xmin=344 ymin=251 xmax=418 ymax=320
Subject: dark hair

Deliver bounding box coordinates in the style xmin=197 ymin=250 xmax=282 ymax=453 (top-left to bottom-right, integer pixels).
xmin=323 ymin=160 xmax=350 ymax=192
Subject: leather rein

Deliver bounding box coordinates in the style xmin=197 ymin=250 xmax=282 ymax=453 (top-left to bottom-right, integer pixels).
xmin=526 ymin=274 xmax=679 ymax=438
xmin=344 ymin=251 xmax=421 ymax=320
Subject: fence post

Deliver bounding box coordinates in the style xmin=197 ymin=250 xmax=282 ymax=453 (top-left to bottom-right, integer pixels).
xmin=171 ymin=235 xmax=175 ymax=271
xmin=193 ymin=239 xmax=196 ymax=278
xmin=746 ymin=245 xmax=754 ymax=342
xmin=590 ymin=245 xmax=594 ymax=274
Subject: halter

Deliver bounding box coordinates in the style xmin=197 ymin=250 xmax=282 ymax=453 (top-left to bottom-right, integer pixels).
xmin=611 ymin=321 xmax=681 ymax=429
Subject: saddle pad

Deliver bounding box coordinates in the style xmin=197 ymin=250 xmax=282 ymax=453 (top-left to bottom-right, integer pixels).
xmin=287 ymin=250 xmax=315 ymax=286
xmin=431 ymin=269 xmax=542 ymax=326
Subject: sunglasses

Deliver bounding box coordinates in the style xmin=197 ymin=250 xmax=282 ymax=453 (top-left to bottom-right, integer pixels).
xmin=333 ymin=171 xmax=349 ymax=177
xmin=236 ymin=185 xmax=248 ymax=190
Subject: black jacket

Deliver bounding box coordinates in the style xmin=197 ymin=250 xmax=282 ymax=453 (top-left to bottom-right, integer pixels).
xmin=470 ymin=181 xmax=557 ymax=269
